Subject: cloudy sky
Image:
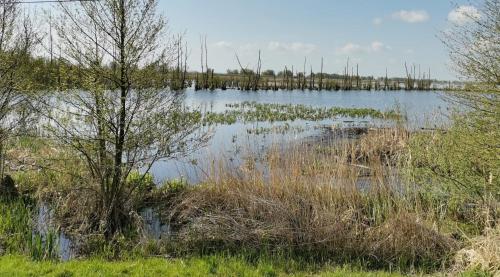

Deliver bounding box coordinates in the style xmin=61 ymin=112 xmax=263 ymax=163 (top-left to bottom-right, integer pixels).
xmin=158 ymin=0 xmax=482 ymax=80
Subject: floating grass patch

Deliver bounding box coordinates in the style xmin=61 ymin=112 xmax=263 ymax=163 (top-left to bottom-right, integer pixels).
xmin=203 ymin=101 xmax=401 ymax=125
xmin=246 ymin=123 xmax=308 ymax=135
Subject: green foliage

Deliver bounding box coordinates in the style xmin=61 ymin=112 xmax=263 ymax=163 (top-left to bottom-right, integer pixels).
xmin=161 ymin=178 xmax=188 ymax=193
xmin=127 ymin=172 xmax=155 ymax=193
xmin=0 ymin=198 xmax=58 ymax=261
xmin=78 ymin=234 xmax=134 ymax=261
xmin=0 ymin=198 xmax=32 ymax=255
xmin=30 ymin=231 xmax=58 ymax=262
xmin=408 ymin=111 xmax=499 ymax=226
xmin=460 ymin=268 xmax=495 ymax=277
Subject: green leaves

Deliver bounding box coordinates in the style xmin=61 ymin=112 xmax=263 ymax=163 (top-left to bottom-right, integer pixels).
xmin=408 ymin=110 xmax=500 ymax=226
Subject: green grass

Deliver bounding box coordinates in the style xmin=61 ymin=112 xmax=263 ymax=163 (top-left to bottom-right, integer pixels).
xmin=0 ymin=255 xmax=406 ymax=277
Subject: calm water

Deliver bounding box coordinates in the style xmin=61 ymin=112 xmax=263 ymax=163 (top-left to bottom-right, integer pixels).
xmin=40 ymin=89 xmax=452 ymax=259
xmin=151 ymin=89 xmax=451 ymax=183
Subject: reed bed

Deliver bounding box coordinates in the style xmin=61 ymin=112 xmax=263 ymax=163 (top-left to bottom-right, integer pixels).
xmin=169 ymin=127 xmax=456 ymax=270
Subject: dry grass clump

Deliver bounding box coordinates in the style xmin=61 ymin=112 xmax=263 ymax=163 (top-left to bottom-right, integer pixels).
xmin=170 ymin=128 xmax=456 ymax=269
xmin=453 ymin=224 xmax=500 ymax=275
xmin=344 ymin=127 xmax=410 ymax=166
xmin=366 ymin=213 xmax=455 ymax=268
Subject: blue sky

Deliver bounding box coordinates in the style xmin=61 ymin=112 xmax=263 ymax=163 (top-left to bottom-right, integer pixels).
xmin=158 ymin=0 xmax=480 ymax=80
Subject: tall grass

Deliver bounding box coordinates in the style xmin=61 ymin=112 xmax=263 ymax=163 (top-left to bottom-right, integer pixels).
xmin=0 ymin=198 xmax=32 ymax=254
xmin=169 ymin=128 xmax=457 ymax=271
xmin=0 ymin=197 xmax=59 ymax=261
xmin=454 ymin=225 xmax=500 ymax=275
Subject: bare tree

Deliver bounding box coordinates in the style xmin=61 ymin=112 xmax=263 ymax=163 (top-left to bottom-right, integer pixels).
xmin=235 ymin=50 xmax=261 ymax=91
xmin=39 ymin=0 xmax=208 ymax=237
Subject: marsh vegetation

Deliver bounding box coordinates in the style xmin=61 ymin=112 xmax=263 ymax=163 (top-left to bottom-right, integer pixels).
xmin=0 ymin=0 xmax=498 ymax=276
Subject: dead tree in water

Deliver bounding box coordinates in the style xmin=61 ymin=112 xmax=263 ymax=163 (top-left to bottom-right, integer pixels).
xmin=356 ymin=64 xmax=360 ymax=89
xmin=343 ymin=58 xmax=352 ymax=90
xmin=309 ymin=66 xmax=315 ymax=90
xmin=301 ymin=57 xmax=307 ymax=90
xmin=284 ymin=66 xmax=288 ymax=90
xmin=404 ymin=62 xmax=415 ymax=90
xmin=384 ymin=68 xmax=389 ymax=90
xmin=197 ymin=36 xmax=210 ymax=90
xmin=197 ymin=36 xmax=205 ymax=90
xmin=273 ymin=73 xmax=277 ymax=90
xmin=171 ymin=34 xmax=188 ymax=90
xmin=235 ymin=50 xmax=262 ymax=91
xmin=254 ymin=51 xmax=262 ymax=91
xmin=319 ymin=57 xmax=324 ymax=91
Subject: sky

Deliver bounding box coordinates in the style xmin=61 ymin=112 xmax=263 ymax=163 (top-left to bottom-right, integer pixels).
xmin=156 ymin=0 xmax=482 ymax=80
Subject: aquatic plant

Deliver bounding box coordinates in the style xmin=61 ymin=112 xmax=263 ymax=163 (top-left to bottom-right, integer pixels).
xmin=202 ymin=102 xmax=400 ymax=125
xmin=30 ymin=230 xmax=58 ymax=261
xmin=0 ymin=197 xmax=59 ymax=261
xmin=0 ymin=198 xmax=32 ymax=255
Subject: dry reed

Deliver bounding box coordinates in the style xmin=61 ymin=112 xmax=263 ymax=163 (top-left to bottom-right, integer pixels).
xmin=169 ymin=127 xmax=456 ymax=269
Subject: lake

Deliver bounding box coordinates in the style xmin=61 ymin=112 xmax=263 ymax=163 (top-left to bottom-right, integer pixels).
xmin=151 ymin=89 xmax=451 ymax=183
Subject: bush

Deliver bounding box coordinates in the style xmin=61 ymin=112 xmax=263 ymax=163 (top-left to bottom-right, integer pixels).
xmin=408 ymin=113 xmax=499 ymax=227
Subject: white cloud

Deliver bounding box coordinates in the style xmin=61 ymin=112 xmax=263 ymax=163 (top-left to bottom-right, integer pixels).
xmin=212 ymin=41 xmax=233 ymax=49
xmin=239 ymin=43 xmax=259 ymax=53
xmin=268 ymin=41 xmax=317 ymax=54
xmin=405 ymin=49 xmax=415 ymax=54
xmin=392 ymin=10 xmax=430 ymax=23
xmin=371 ymin=41 xmax=391 ymax=52
xmin=448 ymin=5 xmax=481 ymax=25
xmin=336 ymin=43 xmax=364 ymax=55
xmin=373 ymin=17 xmax=383 ymax=26
xmin=336 ymin=41 xmax=391 ymax=55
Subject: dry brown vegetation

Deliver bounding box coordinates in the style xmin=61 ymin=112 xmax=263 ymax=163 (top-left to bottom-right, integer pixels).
xmin=454 ymin=225 xmax=500 ymax=275
xmin=169 ymin=128 xmax=457 ymax=269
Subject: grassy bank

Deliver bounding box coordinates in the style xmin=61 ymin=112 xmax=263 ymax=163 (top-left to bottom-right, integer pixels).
xmin=1 ymin=255 xmax=494 ymax=276
xmin=0 ymin=255 xmax=408 ymax=277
